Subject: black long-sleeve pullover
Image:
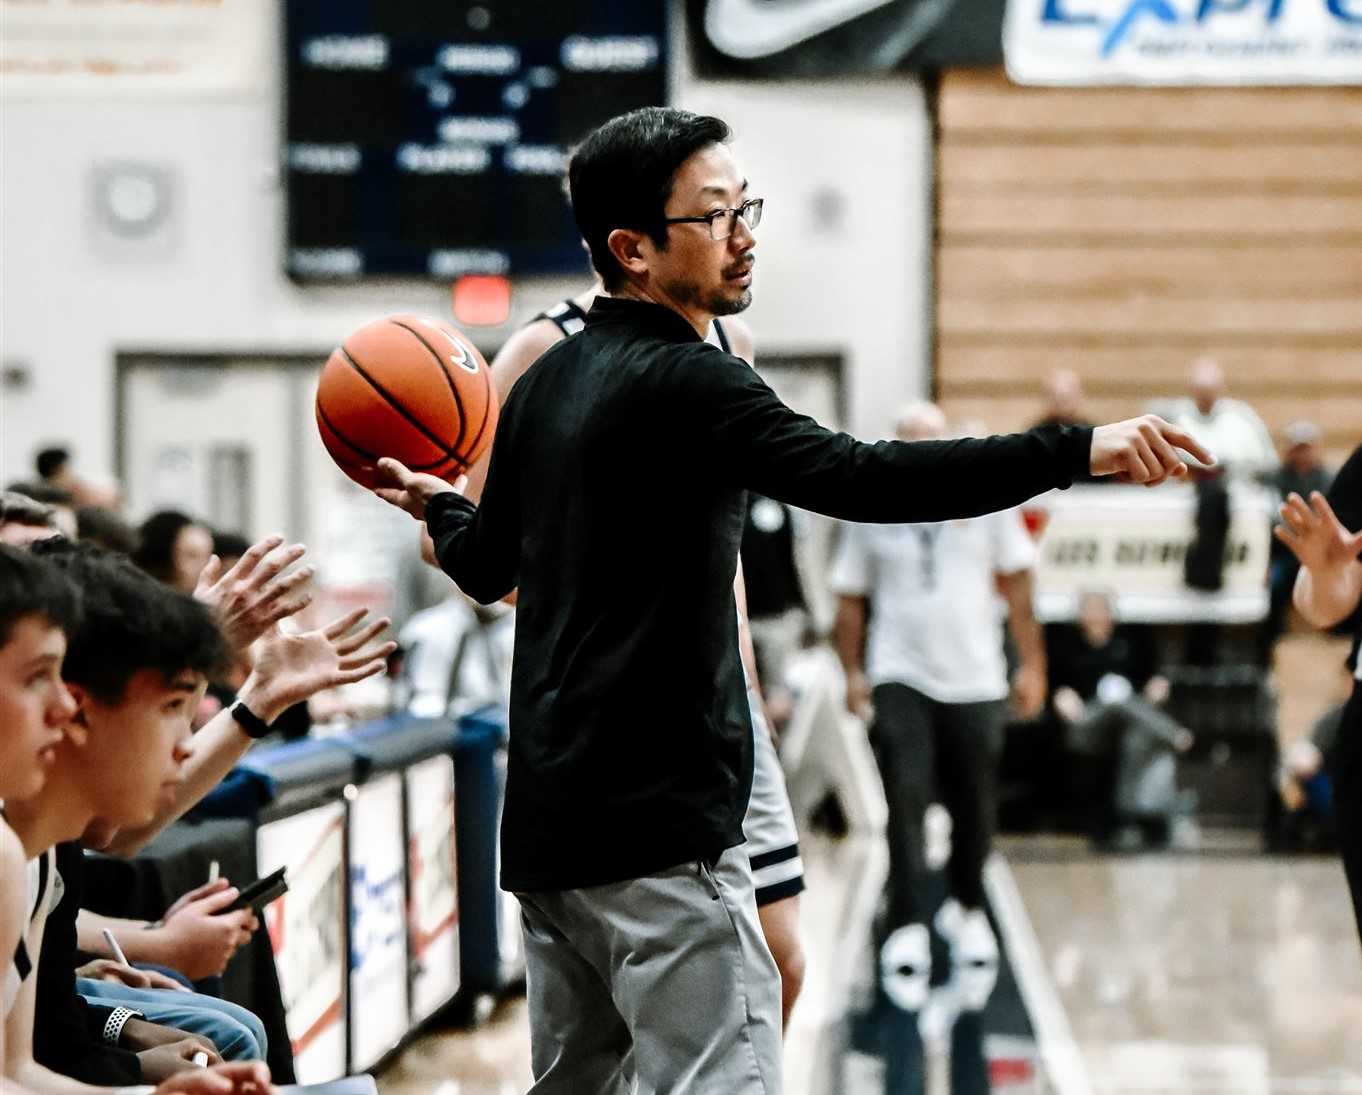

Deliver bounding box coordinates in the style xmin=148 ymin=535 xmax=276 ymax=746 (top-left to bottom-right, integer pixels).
xmin=428 ymin=296 xmax=1091 ymax=892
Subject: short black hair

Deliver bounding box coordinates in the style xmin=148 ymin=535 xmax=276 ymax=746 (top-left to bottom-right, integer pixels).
xmin=212 ymin=530 xmax=251 ymax=562
xmin=132 ymin=510 xmax=197 ymax=584
xmin=30 ymin=538 xmax=228 ymax=703
xmin=35 ymin=447 xmax=70 ymax=480
xmin=77 ymin=506 xmax=140 ymax=556
xmin=568 ymin=107 xmax=731 ymax=292
xmin=0 ymin=543 xmax=82 ymax=648
xmin=0 ymin=490 xmax=58 ymax=532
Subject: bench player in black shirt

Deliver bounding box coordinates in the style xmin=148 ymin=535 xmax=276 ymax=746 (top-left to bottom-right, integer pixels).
xmin=373 ymin=106 xmax=1213 ymax=1094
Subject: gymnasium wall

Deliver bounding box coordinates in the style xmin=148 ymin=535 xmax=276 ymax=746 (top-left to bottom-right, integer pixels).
xmin=934 ymin=68 xmax=1362 ymax=463
xmin=0 ymin=4 xmax=935 ymax=494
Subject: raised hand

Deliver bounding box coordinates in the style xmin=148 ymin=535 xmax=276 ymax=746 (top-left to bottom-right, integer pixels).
xmin=373 ymin=456 xmax=467 ymax=521
xmin=1275 ymin=491 xmax=1362 ymax=572
xmin=194 ymin=535 xmax=313 ymax=655
xmin=1090 ymin=414 xmax=1215 ymax=486
xmin=239 ymin=608 xmax=395 ymax=722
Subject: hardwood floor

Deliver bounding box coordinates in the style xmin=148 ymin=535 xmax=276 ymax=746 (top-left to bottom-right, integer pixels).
xmin=375 ymin=839 xmax=1361 ymax=1094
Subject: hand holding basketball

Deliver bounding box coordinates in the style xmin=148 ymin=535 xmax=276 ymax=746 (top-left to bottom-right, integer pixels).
xmin=1090 ymin=414 xmax=1215 ymax=486
xmin=315 ymin=314 xmax=499 ymax=490
xmin=373 ymin=457 xmax=466 ymax=521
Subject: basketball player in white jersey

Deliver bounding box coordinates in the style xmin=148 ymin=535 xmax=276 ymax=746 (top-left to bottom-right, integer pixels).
xmin=464 ymin=283 xmax=808 ymax=1030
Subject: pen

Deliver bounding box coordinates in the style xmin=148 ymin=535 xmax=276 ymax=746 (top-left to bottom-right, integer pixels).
xmin=102 ymin=928 xmax=130 ymax=968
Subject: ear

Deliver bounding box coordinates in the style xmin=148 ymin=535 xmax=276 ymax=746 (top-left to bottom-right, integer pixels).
xmin=61 ymin=680 xmax=92 ymax=749
xmin=606 ymin=227 xmax=651 ymax=282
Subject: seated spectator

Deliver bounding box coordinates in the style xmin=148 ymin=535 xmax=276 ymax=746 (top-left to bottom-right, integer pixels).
xmin=1159 ymin=358 xmax=1276 ymax=483
xmin=0 ymin=491 xmax=62 ymax=547
xmin=34 ymin=446 xmax=73 ymax=493
xmin=77 ymin=505 xmax=140 ymax=556
xmin=1271 ymin=697 xmax=1343 ymax=853
xmin=1049 ymin=590 xmax=1193 ymax=847
xmin=4 ymin=536 xmax=390 ymax=1093
xmin=1261 ymin=421 xmax=1335 ymax=664
xmin=134 ymin=511 xmax=216 ymax=594
xmin=5 ymin=483 xmax=77 ymax=539
xmin=211 ymin=532 xmax=252 ymax=576
xmin=1033 ymin=368 xmax=1093 ymax=430
xmin=0 ymin=542 xmax=274 ymax=1095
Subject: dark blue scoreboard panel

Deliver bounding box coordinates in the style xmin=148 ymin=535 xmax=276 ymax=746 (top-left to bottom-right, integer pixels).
xmin=284 ymin=2 xmax=669 ymax=281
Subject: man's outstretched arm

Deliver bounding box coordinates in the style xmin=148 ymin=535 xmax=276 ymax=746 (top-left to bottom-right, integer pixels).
xmin=682 ymin=350 xmax=1215 ymax=525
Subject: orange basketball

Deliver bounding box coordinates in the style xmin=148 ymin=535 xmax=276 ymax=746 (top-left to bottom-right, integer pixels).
xmin=315 ymin=314 xmax=499 ymax=490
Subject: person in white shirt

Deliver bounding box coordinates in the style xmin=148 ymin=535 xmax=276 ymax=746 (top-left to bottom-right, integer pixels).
xmin=831 ymin=403 xmax=1046 ymax=1009
xmin=1162 ymin=358 xmax=1276 ymax=482
xmin=397 ymin=529 xmax=514 ymax=721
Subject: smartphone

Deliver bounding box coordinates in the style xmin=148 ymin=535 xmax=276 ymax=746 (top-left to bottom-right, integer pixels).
xmin=218 ymin=866 xmax=288 ymax=914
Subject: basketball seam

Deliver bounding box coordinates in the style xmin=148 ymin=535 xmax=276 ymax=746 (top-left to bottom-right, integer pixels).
xmin=317 ymin=395 xmax=455 ymax=473
xmin=337 ymin=344 xmax=459 ymax=460
xmin=390 ymin=320 xmax=471 ymax=458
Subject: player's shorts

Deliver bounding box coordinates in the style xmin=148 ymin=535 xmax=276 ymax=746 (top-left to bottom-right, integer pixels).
xmin=743 ymin=686 xmax=805 ymax=907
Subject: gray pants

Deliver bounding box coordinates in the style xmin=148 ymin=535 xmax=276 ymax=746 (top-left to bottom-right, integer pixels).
xmin=516 ymin=846 xmax=783 ymax=1094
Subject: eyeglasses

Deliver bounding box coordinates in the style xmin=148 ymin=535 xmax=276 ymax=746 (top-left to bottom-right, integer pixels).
xmin=663 ymin=198 xmax=763 ymax=241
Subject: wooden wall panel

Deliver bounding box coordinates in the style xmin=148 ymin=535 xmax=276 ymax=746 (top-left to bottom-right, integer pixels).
xmin=939 ymin=71 xmax=1362 ymax=134
xmin=941 ymin=194 xmax=1362 ymax=238
xmin=933 ymin=68 xmax=1362 ymax=464
xmin=938 ymin=243 xmax=1362 ymax=296
xmin=939 ymin=143 xmax=1362 ymax=190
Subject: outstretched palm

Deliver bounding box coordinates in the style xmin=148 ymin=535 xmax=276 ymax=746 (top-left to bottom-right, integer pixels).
xmin=244 ymin=609 xmax=394 ymax=719
xmin=194 ymin=535 xmax=312 ymax=656
xmin=1275 ymin=491 xmax=1362 ymax=572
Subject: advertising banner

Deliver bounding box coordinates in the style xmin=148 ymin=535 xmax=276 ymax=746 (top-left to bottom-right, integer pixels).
xmin=1004 ymin=0 xmax=1362 ymax=84
xmin=0 ymin=0 xmax=268 ymax=97
xmin=686 ymin=0 xmax=1006 ymax=76
xmin=258 ymin=803 xmax=347 ymax=1084
xmin=405 ymin=754 xmax=460 ymax=1024
xmin=1026 ymin=483 xmax=1272 ymax=623
xmin=347 ymin=774 xmax=410 ymax=1070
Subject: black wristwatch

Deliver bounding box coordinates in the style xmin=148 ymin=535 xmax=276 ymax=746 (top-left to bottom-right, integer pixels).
xmin=230 ymin=700 xmax=273 ymax=739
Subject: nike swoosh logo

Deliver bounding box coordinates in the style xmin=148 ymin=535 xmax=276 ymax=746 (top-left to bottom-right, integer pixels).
xmin=704 ymin=0 xmax=903 ymax=59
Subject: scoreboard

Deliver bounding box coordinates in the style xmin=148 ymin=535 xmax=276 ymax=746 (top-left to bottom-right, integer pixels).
xmin=284 ymin=2 xmax=669 ymax=281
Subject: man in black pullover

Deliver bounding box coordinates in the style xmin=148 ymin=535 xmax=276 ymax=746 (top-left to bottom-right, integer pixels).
xmin=374 ymin=107 xmax=1213 ymax=1094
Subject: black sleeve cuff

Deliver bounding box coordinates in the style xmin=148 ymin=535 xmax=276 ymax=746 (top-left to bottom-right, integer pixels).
xmin=1058 ymin=425 xmax=1094 ymax=488
xmin=426 ymin=489 xmax=475 ymax=530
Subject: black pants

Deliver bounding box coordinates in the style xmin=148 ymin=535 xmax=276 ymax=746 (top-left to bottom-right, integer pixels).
xmin=870 ymin=682 xmax=1006 ymax=927
xmin=1336 ymin=682 xmax=1362 ymax=947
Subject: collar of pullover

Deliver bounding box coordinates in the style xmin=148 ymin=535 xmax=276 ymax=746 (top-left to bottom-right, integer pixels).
xmin=585 ymin=295 xmax=707 ymax=344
